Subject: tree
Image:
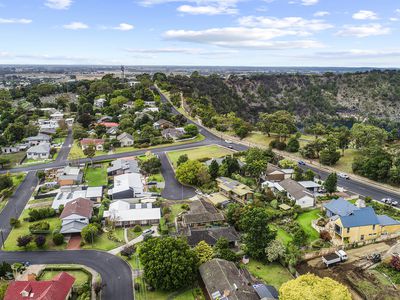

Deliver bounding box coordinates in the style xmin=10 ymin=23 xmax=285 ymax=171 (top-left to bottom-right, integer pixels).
xmin=83 ymin=144 xmax=96 ymax=165
xmin=9 ymin=218 xmax=21 ymax=228
xmin=36 ymin=170 xmax=46 ymax=181
xmin=17 ymin=235 xmax=32 ymax=248
xmin=258 ymin=110 xmax=296 ymax=141
xmin=226 ymin=203 xmax=243 ymax=228
xmin=176 ymin=160 xmax=210 ymax=186
xmin=34 ymin=235 xmax=46 ymax=248
xmin=139 ymin=237 xmax=198 ymax=291
xmin=351 ymin=123 xmax=388 ymax=149
xmin=140 ymin=156 xmax=161 ymax=175
xmin=278 ymin=159 xmax=297 ymax=169
xmin=324 ymin=173 xmax=337 ymax=193
xmin=0 ymin=261 xmax=12 ymax=277
xmin=265 ymin=239 xmax=285 ymax=262
xmin=52 ymin=233 xmax=64 ymax=245
xmin=194 ymin=241 xmax=214 ymax=264
xmin=310 ymin=123 xmax=326 ymax=138
xmin=121 ymin=245 xmax=136 ymax=259
xmin=245 ymin=148 xmax=274 ymax=182
xmin=240 ymin=207 xmax=276 ymax=260
xmin=81 ymin=224 xmax=99 ymax=244
xmin=335 ymin=126 xmax=351 ymax=155
xmin=0 ymin=175 xmax=13 ymax=191
xmin=235 ymin=124 xmax=251 ymax=139
xmin=286 ymin=137 xmax=300 ymax=153
xmin=4 ymin=122 xmax=25 ymax=144
xmin=279 ymin=274 xmax=351 ymax=300
xmin=0 ymin=158 xmax=11 ymax=169
xmin=220 ymin=156 xmax=240 ymax=177
xmin=319 ymin=148 xmax=341 ymax=166
xmin=184 ymin=124 xmax=199 ymax=137
xmin=292 ymin=228 xmax=308 ymax=247
xmin=303 ymin=169 xmax=315 ymax=181
xmin=177 ymin=154 xmax=189 ymax=167
xmin=208 ymin=159 xmax=220 ymax=180
xmin=94 ymin=281 xmax=107 ymax=297
xmin=213 ymin=238 xmax=237 ymax=262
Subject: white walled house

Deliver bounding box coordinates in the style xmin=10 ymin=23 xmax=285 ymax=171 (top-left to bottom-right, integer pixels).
xmin=275 ymin=178 xmax=315 ymax=208
xmin=27 ymin=143 xmax=51 ymax=160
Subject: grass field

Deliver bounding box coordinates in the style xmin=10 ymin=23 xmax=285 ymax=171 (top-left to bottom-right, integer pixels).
xmin=85 ymin=163 xmax=108 ymax=186
xmin=297 ymin=209 xmax=321 ymax=242
xmin=3 ymin=210 xmax=66 ymax=251
xmin=167 ymin=144 xmax=234 ymax=168
xmin=334 ymin=149 xmax=359 ymax=174
xmin=39 ymin=269 xmax=89 ymax=287
xmin=270 ymin=224 xmax=293 ymax=245
xmin=243 ymin=261 xmax=293 ymax=289
xmin=82 ymin=228 xmax=125 ymax=251
xmin=1 ymin=151 xmax=26 ymax=168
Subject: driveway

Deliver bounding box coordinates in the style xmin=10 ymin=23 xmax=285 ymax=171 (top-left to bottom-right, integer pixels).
xmin=55 ymin=127 xmax=73 ymax=163
xmin=0 ymin=250 xmax=133 ymax=300
xmin=159 ymin=152 xmax=196 ymax=200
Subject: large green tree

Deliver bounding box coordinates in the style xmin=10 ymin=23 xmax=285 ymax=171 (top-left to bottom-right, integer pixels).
xmin=351 ymin=123 xmax=388 ymax=149
xmin=139 ymin=237 xmax=198 ymax=291
xmin=258 ymin=110 xmax=296 ymax=141
xmin=176 ymin=160 xmax=211 ymax=186
xmin=324 ymin=173 xmax=337 ymax=193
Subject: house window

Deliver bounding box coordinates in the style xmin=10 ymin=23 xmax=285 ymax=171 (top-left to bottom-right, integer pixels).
xmin=346 ymin=228 xmax=350 ymax=234
xmin=360 ymin=235 xmax=365 ymax=241
xmin=372 ymin=224 xmax=376 ymax=230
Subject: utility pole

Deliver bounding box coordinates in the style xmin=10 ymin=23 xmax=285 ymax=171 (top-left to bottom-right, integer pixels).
xmin=121 ymin=65 xmax=125 ymax=82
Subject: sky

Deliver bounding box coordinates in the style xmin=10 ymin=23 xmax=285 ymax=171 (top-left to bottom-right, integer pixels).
xmin=0 ymin=0 xmax=399 ymax=67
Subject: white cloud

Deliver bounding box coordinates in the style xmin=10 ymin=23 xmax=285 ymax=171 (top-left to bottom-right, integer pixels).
xmin=352 ymin=10 xmax=378 ymax=20
xmin=164 ymin=27 xmax=324 ymax=49
xmin=315 ymin=49 xmax=400 ymax=59
xmin=125 ymin=47 xmax=237 ymax=55
xmin=177 ymin=5 xmax=237 ymax=15
xmin=336 ymin=24 xmax=390 ymax=37
xmin=301 ymin=0 xmax=318 ymax=6
xmin=0 ymin=18 xmax=32 ymax=24
xmin=313 ymin=11 xmax=329 ymax=17
xmin=390 ymin=17 xmax=399 ymax=22
xmin=139 ymin=0 xmax=239 ymax=7
xmin=238 ymin=16 xmax=333 ymax=31
xmin=63 ymin=22 xmax=89 ymax=30
xmin=45 ymin=0 xmax=72 ymax=10
xmin=113 ymin=23 xmax=134 ymax=31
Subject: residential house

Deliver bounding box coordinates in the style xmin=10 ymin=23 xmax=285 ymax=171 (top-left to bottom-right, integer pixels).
xmin=106 ymin=126 xmax=119 ymax=138
xmin=27 ymin=143 xmax=51 ymax=160
xmin=94 ymin=98 xmax=107 ymax=108
xmin=39 ymin=127 xmax=57 ymax=136
xmin=298 ymin=181 xmax=321 ymax=193
xmin=108 ymin=173 xmax=144 ymax=199
xmin=144 ymin=101 xmax=156 ymax=107
xmin=98 ymin=122 xmax=119 ymax=128
xmin=261 ymin=163 xmax=294 ymax=182
xmin=182 ymin=199 xmax=225 ymax=228
xmin=80 ymin=138 xmax=104 ymax=151
xmin=122 ymin=101 xmax=134 ymax=109
xmin=216 ymin=177 xmax=254 ymax=204
xmin=107 ymin=158 xmax=140 ymax=176
xmin=25 ymin=134 xmax=51 ymax=146
xmin=143 ymin=107 xmax=159 ymax=113
xmin=1 ymin=146 xmax=19 ymax=154
xmin=103 ymin=201 xmax=161 ymax=226
xmin=97 ymin=116 xmax=112 ymax=123
xmin=65 ymin=118 xmax=74 ymax=126
xmin=185 ymin=226 xmax=239 ymax=247
xmin=117 ymin=132 xmax=134 ymax=147
xmin=38 ymin=119 xmax=59 ymax=130
xmin=4 ymin=272 xmax=75 ymax=300
xmin=59 ymin=198 xmax=93 ymax=234
xmin=275 ymin=178 xmax=315 ymax=208
xmin=57 ymin=166 xmax=83 ymax=186
xmin=324 ymin=198 xmax=400 ymax=243
xmin=52 ymin=186 xmax=103 ymax=209
xmin=50 ymin=111 xmax=64 ymax=121
xmin=204 ymin=157 xmax=245 ymax=168
xmin=199 ymin=259 xmax=277 ymax=300
xmin=153 ymin=119 xmax=174 ymax=130
xmin=161 ymin=127 xmax=185 ymax=140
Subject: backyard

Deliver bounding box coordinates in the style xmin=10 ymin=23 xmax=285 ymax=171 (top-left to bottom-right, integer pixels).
xmin=296 ymin=209 xmax=321 ymax=242
xmin=84 ymin=163 xmax=108 ymax=186
xmin=243 ymin=260 xmax=293 ymax=290
xmin=167 ymin=144 xmax=234 ymax=168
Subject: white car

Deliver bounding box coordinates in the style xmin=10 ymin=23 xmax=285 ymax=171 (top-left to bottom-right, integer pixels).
xmin=142 ymin=229 xmax=154 ymax=236
xmin=382 ymin=198 xmax=392 ymax=204
xmin=225 ymin=140 xmax=233 ymax=144
xmin=337 ymin=173 xmax=350 ymax=179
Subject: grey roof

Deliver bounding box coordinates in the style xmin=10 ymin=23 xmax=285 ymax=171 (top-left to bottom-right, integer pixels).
xmin=107 ymin=159 xmax=140 ymax=174
xmin=60 ymin=220 xmax=87 ymax=234
xmin=107 ymin=127 xmax=118 ymax=134
xmin=277 ymin=178 xmax=313 ymax=200
xmin=27 ymin=143 xmax=51 ymax=154
xmin=26 ymin=134 xmax=51 ymax=142
xmin=186 ymin=226 xmax=239 ymax=247
xmin=199 ymin=259 xmax=259 ymax=300
xmin=204 ymin=157 xmax=245 ymax=168
xmin=377 ymin=215 xmax=400 ymax=226
xmin=324 ymin=198 xmax=358 ymax=216
xmin=117 ymin=132 xmax=134 ymax=141
xmin=252 ymin=284 xmax=279 ymax=300
xmin=183 ymin=199 xmax=225 ymax=225
xmin=339 ymin=207 xmax=380 ymax=228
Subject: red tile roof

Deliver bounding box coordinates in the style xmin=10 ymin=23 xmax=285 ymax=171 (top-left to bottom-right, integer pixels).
xmin=60 ymin=197 xmax=93 ymax=219
xmin=80 ymin=138 xmax=104 ymax=145
xmin=98 ymin=122 xmax=119 ymax=128
xmin=4 ymin=272 xmax=75 ymax=300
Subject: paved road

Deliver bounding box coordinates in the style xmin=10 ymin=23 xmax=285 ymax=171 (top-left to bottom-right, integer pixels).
xmin=0 ymin=251 xmax=133 ymax=300
xmin=55 ymin=127 xmax=73 ymax=163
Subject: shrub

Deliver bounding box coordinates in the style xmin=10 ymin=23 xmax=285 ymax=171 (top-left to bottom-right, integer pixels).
xmin=162 ymin=207 xmax=171 ymax=215
xmin=29 ymin=221 xmax=50 ymax=233
xmin=390 ymin=255 xmax=400 ymax=271
xmin=311 ymin=239 xmax=325 ymax=249
xmin=133 ymin=225 xmax=142 ymax=232
xmin=121 ymin=245 xmax=136 ymax=259
xmin=17 ymin=235 xmax=32 ymax=248
xmin=9 ymin=218 xmax=21 ymax=228
xmin=52 ymin=233 xmax=64 ymax=245
xmin=319 ymin=230 xmax=332 ymax=242
xmin=28 ymin=207 xmax=56 ymax=222
xmin=34 ymin=235 xmax=46 ymax=248
xmin=270 ymin=140 xmax=287 ymax=150
xmin=181 ymin=203 xmax=189 ymax=210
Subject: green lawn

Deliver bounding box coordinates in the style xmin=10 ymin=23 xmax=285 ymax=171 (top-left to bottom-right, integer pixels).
xmin=85 ymin=163 xmax=108 ymax=186
xmin=135 ymin=276 xmax=170 ymax=300
xmin=148 ymin=173 xmax=164 ymax=182
xmin=82 ymin=228 xmax=125 ymax=251
xmin=52 ymin=137 xmax=66 ymax=145
xmin=1 ymin=151 xmax=26 ymax=168
xmin=270 ymin=224 xmax=293 ymax=245
xmin=3 ymin=210 xmax=66 ymax=251
xmin=243 ymin=261 xmax=293 ymax=289
xmin=119 ymin=253 xmax=142 ymax=270
xmin=127 ymin=226 xmax=151 ymax=241
xmin=297 ymin=209 xmax=320 ymax=242
xmin=334 ymin=148 xmax=359 ymax=174
xmin=39 ymin=269 xmax=90 ymax=287
xmin=167 ymin=144 xmax=234 ymax=168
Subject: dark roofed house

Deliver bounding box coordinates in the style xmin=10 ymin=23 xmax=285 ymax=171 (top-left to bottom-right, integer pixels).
xmin=4 ymin=272 xmax=75 ymax=300
xmin=252 ymin=283 xmax=279 ymax=300
xmin=153 ymin=119 xmax=174 ymax=130
xmin=59 ymin=198 xmax=93 ymax=234
xmin=199 ymin=259 xmax=259 ymax=300
xmin=107 ymin=158 xmax=140 ymax=176
xmin=186 ymin=226 xmax=240 ymax=247
xmin=117 ymin=132 xmax=134 ymax=147
xmin=182 ymin=199 xmax=225 ymax=228
xmin=161 ymin=127 xmax=185 ymax=140
xmin=275 ymin=178 xmax=314 ymax=208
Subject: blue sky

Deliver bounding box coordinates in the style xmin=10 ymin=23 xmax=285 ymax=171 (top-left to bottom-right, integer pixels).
xmin=0 ymin=0 xmax=399 ymax=66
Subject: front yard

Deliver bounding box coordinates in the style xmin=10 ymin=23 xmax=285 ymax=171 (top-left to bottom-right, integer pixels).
xmin=167 ymin=144 xmax=234 ymax=168
xmin=243 ymin=260 xmax=293 ymax=290
xmin=85 ymin=163 xmax=108 ymax=186
xmin=39 ymin=267 xmax=90 ymax=287
xmin=81 ymin=228 xmax=125 ymax=251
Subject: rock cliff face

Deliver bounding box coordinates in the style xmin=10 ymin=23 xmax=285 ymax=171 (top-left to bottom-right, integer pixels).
xmin=168 ymin=71 xmax=400 ymax=122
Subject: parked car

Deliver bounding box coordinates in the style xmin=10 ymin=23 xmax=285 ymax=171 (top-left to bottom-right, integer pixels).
xmin=322 ymin=250 xmax=348 ymax=267
xmin=338 ymin=173 xmax=350 ymax=179
xmin=227 ymin=145 xmax=234 ymax=149
xmin=142 ymin=229 xmax=154 ymax=236
xmin=298 ymin=160 xmax=306 ymax=166
xmin=225 ymin=140 xmax=233 ymax=144
xmin=382 ymin=197 xmax=392 ymax=204
xmin=391 ymin=200 xmax=398 ymax=206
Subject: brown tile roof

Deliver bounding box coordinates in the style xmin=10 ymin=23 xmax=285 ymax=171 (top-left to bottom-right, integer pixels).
xmin=59 ymin=197 xmax=93 ymax=219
